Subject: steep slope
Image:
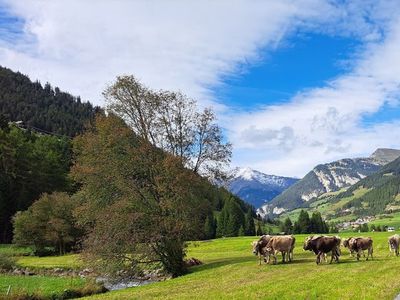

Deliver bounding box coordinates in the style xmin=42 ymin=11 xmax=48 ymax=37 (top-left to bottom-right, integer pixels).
xmin=260 ymin=149 xmax=400 ymax=216
xmin=0 ymin=66 xmax=101 ymax=136
xmin=330 ymin=156 xmax=400 ymax=217
xmin=225 ymin=167 xmax=298 ymax=208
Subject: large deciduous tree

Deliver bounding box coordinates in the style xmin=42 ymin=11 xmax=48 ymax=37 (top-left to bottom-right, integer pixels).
xmin=103 ymin=75 xmax=232 ymax=179
xmin=72 ymin=114 xmax=210 ymax=277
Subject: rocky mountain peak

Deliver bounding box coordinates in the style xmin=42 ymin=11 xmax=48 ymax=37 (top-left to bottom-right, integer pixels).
xmin=370 ymin=148 xmax=400 ymax=164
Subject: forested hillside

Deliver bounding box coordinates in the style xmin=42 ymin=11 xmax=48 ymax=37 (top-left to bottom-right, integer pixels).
xmin=1 ymin=71 xmax=257 ymax=275
xmin=0 ymin=122 xmax=72 ymax=243
xmin=332 ymin=156 xmax=400 ymax=216
xmin=0 ymin=66 xmax=101 ymax=136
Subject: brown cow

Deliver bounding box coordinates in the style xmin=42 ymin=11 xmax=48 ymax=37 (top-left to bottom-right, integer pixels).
xmin=303 ymin=235 xmax=341 ymax=264
xmin=251 ymin=235 xmax=271 ymax=265
xmin=343 ymin=237 xmax=373 ymax=260
xmin=264 ymin=235 xmax=296 ymax=264
xmin=389 ymin=234 xmax=400 ymax=256
xmin=343 ymin=237 xmax=365 ymax=258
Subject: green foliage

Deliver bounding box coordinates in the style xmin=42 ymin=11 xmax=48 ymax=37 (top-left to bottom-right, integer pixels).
xmin=13 ymin=192 xmax=80 ymax=255
xmin=256 ymin=221 xmax=263 ymax=236
xmin=0 ymin=253 xmax=15 ymax=271
xmin=281 ymin=217 xmax=293 ymax=234
xmin=216 ymin=198 xmax=246 ymax=237
xmin=204 ymin=215 xmax=217 ymax=239
xmin=293 ymin=210 xmax=328 ymax=234
xmin=0 ymin=126 xmax=72 ymax=243
xmin=72 ymin=115 xmax=231 ymax=277
xmin=294 ymin=210 xmax=311 ymax=234
xmin=360 ymin=223 xmax=369 ymax=232
xmin=0 ymin=245 xmax=32 ymax=256
xmin=310 ymin=212 xmax=328 ymax=233
xmin=0 ymin=66 xmax=100 ymax=137
xmin=244 ymin=211 xmax=256 ymax=236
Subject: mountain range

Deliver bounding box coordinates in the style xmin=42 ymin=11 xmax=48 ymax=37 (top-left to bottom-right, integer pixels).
xmin=257 ymin=148 xmax=400 ymax=217
xmin=223 ymin=167 xmax=298 ymax=208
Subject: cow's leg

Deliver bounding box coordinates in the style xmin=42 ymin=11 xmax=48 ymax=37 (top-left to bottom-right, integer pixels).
xmin=316 ymin=252 xmax=322 ymax=264
xmin=329 ymin=252 xmax=334 ymax=264
xmin=356 ymin=250 xmax=361 ymax=261
xmin=396 ymin=247 xmax=399 ymax=257
xmin=282 ymin=251 xmax=286 ymax=263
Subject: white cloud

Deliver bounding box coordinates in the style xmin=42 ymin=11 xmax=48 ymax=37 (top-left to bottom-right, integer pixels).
xmin=229 ymin=12 xmax=400 ymax=177
xmin=0 ymin=0 xmax=337 ymax=105
xmin=1 ymin=0 xmax=400 ymax=177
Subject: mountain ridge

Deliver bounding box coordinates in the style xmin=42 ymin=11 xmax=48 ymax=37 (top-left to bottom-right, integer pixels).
xmin=258 ymin=148 xmax=400 ymax=217
xmin=224 ymin=167 xmax=299 ymax=208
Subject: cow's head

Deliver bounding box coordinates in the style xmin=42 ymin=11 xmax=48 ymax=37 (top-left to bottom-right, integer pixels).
xmin=342 ymin=238 xmax=351 ymax=248
xmin=303 ymin=236 xmax=313 ymax=250
xmin=252 ymin=241 xmax=261 ymax=255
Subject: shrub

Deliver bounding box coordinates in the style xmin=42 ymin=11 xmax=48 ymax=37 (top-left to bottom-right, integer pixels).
xmin=0 ymin=253 xmax=16 ymax=270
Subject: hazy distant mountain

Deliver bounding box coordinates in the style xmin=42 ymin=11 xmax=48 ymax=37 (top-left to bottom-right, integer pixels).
xmin=224 ymin=167 xmax=299 ymax=208
xmin=258 ymin=148 xmax=400 ymax=217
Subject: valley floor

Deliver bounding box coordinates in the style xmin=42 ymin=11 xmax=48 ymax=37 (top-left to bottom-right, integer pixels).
xmin=83 ymin=232 xmax=400 ymax=300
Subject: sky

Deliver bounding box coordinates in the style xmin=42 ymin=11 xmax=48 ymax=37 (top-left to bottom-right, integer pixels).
xmin=1 ymin=0 xmax=400 ymax=177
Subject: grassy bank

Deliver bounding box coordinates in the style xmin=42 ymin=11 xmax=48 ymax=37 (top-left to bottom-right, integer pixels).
xmin=0 ymin=275 xmax=86 ymax=299
xmin=83 ymin=232 xmax=400 ymax=300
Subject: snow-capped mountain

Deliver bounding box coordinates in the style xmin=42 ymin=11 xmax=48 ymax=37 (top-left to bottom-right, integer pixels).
xmin=224 ymin=167 xmax=299 ymax=208
xmin=258 ymin=148 xmax=400 ymax=217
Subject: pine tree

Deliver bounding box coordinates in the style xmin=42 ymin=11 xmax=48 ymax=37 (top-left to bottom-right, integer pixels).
xmin=310 ymin=212 xmax=327 ymax=233
xmin=256 ymin=221 xmax=263 ymax=236
xmin=204 ymin=215 xmax=216 ymax=239
xmin=282 ymin=217 xmax=293 ymax=234
xmin=297 ymin=210 xmax=311 ymax=234
xmin=238 ymin=225 xmax=245 ymax=236
xmin=216 ymin=207 xmax=228 ymax=237
xmin=225 ymin=199 xmax=245 ymax=237
xmin=244 ymin=210 xmax=256 ymax=236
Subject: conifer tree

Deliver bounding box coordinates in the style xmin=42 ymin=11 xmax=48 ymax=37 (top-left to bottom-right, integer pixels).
xmin=244 ymin=210 xmax=256 ymax=236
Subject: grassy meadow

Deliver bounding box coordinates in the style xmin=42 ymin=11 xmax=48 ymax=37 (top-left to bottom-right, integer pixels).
xmin=2 ymin=232 xmax=400 ymax=299
xmin=83 ymin=232 xmax=400 ymax=300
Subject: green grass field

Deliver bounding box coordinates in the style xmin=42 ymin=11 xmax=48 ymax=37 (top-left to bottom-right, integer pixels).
xmin=370 ymin=212 xmax=400 ymax=229
xmin=17 ymin=254 xmax=82 ymax=269
xmin=82 ymin=232 xmax=400 ymax=300
xmin=0 ymin=275 xmax=86 ymax=298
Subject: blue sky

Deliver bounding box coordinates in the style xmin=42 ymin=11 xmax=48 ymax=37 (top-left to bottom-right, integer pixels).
xmin=215 ymin=33 xmax=361 ymax=109
xmin=1 ymin=0 xmax=400 ymax=177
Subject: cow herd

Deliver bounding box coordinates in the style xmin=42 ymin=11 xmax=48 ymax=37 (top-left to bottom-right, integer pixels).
xmin=252 ymin=234 xmax=400 ymax=265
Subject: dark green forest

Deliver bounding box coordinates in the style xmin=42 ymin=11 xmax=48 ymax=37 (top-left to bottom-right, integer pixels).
xmin=0 ymin=66 xmax=101 ymax=137
xmin=0 ymin=123 xmax=72 ymax=243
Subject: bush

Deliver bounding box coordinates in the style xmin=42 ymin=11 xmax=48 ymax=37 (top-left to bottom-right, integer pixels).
xmin=0 ymin=253 xmax=16 ymax=270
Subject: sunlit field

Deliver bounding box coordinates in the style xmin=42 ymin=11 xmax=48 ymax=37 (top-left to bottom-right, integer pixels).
xmin=83 ymin=232 xmax=400 ymax=300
